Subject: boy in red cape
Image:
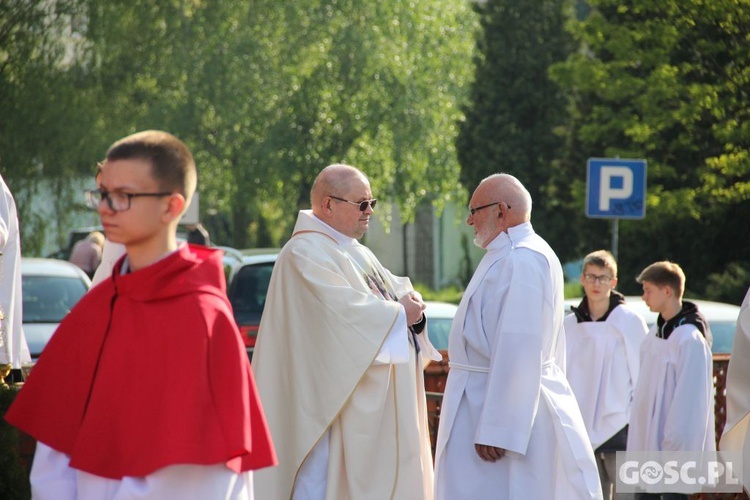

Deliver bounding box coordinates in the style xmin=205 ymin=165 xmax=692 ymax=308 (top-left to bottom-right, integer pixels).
xmin=6 ymin=130 xmax=276 ymax=499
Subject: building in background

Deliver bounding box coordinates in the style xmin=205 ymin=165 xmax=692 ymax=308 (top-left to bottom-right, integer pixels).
xmin=367 ymin=201 xmax=484 ymax=290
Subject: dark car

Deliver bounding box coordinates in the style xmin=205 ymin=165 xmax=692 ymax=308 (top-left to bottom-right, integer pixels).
xmin=226 ymin=249 xmax=279 ymax=357
xmin=46 ymin=226 xmax=103 ymax=261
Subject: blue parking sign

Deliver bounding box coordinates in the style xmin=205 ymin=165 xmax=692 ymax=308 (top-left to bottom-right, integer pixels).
xmin=586 ymin=158 xmax=647 ymax=219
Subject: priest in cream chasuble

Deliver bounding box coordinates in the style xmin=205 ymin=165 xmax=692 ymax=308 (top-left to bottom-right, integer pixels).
xmin=253 ymin=164 xmax=440 ymax=500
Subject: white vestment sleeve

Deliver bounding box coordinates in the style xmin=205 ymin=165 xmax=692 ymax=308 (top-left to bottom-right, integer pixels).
xmin=373 ymin=308 xmax=409 ymax=365
xmin=293 ymin=429 xmax=330 ymax=500
xmin=662 ymin=327 xmax=713 ymax=451
xmin=30 ymin=442 xmax=77 ymax=500
xmin=476 ymin=251 xmax=547 ymax=455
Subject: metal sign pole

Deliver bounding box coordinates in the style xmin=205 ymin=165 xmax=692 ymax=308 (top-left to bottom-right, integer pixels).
xmin=612 ymin=218 xmax=619 ymax=262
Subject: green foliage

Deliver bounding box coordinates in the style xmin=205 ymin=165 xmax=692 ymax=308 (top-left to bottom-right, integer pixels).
xmin=2 ymin=0 xmax=478 ymax=250
xmin=0 ymin=0 xmax=104 ymax=254
xmin=457 ymin=0 xmax=576 ymax=253
xmin=549 ymin=0 xmax=750 ymax=298
xmin=77 ymin=0 xmax=479 ymax=247
xmin=705 ymin=262 xmax=750 ymax=306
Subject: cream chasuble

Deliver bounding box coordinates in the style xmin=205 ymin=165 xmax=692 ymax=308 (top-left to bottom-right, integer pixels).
xmin=0 ymin=174 xmax=31 ymax=367
xmin=253 ymin=210 xmax=440 ymax=500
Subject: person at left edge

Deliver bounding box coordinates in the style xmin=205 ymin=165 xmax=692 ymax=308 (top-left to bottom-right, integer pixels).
xmin=0 ymin=173 xmax=32 ymax=383
xmin=6 ymin=130 xmax=276 ymax=499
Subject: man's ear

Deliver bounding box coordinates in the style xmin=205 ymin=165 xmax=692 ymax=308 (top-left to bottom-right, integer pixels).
xmin=164 ymin=193 xmax=186 ymax=222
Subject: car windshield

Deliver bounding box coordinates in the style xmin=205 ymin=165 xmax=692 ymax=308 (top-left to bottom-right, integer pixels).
xmin=22 ymin=275 xmax=88 ymax=323
xmin=229 ymin=263 xmax=274 ymax=325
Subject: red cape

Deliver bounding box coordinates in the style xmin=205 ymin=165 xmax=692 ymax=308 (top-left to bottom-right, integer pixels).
xmin=5 ymin=245 xmax=276 ymax=479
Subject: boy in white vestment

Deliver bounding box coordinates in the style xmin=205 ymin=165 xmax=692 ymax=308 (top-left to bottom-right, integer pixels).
xmin=628 ymin=261 xmax=715 ymax=500
xmin=565 ymin=250 xmax=648 ymax=499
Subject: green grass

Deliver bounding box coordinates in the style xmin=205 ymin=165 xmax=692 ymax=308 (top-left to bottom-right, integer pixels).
xmin=413 ymin=283 xmax=463 ymax=305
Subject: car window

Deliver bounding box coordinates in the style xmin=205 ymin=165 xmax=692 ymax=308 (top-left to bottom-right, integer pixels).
xmin=22 ymin=276 xmax=88 ymax=323
xmin=710 ymin=321 xmax=736 ymax=355
xmin=427 ymin=318 xmax=452 ymax=350
xmin=228 ymin=263 xmax=274 ymax=325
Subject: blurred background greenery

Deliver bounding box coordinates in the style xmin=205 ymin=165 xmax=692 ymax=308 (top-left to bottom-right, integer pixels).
xmin=2 ymin=0 xmax=748 ymax=303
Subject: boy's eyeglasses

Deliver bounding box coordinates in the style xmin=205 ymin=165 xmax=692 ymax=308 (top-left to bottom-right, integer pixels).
xmin=583 ymin=273 xmax=613 ymax=285
xmin=329 ymin=195 xmax=377 ymax=212
xmin=85 ymin=189 xmax=172 ymax=213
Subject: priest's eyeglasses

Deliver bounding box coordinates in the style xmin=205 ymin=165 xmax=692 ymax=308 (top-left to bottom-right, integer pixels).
xmin=85 ymin=189 xmax=172 ymax=212
xmin=583 ymin=273 xmax=613 ymax=285
xmin=329 ymin=195 xmax=377 ymax=211
xmin=469 ymin=202 xmax=511 ymax=216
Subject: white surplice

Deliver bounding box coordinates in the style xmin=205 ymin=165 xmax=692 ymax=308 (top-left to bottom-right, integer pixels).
xmin=0 ymin=174 xmax=31 ymax=367
xmin=720 ymin=287 xmax=750 ymax=491
xmin=627 ymin=324 xmax=715 ymax=452
xmin=434 ymin=222 xmax=602 ymax=500
xmin=31 ymin=442 xmax=254 ymax=500
xmin=564 ymin=304 xmax=648 ymax=448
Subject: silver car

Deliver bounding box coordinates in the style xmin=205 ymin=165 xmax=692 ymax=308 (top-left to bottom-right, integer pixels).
xmin=22 ymin=257 xmax=91 ymax=358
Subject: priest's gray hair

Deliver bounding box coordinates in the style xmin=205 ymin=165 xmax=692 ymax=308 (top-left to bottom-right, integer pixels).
xmin=480 ymin=173 xmax=532 ymax=220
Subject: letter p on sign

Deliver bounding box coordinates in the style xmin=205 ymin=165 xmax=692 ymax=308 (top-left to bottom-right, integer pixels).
xmin=599 ymin=167 xmax=633 ymax=211
xmin=586 ymin=158 xmax=647 ymax=219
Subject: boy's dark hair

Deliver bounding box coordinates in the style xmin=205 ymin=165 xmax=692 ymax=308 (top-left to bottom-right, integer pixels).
xmin=636 ymin=261 xmax=686 ymax=298
xmin=582 ymin=249 xmax=617 ymax=278
xmin=104 ymin=130 xmax=196 ymax=209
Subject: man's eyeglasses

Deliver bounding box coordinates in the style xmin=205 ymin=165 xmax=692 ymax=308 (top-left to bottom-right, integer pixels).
xmin=583 ymin=274 xmax=614 ymax=285
xmin=469 ymin=202 xmax=510 ymax=216
xmin=329 ymin=195 xmax=377 ymax=212
xmin=85 ymin=189 xmax=172 ymax=213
